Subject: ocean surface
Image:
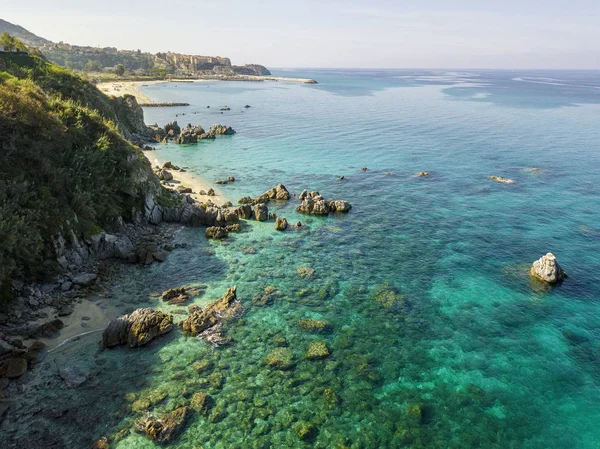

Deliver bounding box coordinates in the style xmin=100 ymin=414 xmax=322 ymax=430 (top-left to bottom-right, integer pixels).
xmin=9 ymin=69 xmax=600 ymax=448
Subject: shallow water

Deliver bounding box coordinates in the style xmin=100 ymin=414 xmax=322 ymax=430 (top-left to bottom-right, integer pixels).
xmin=5 ymin=69 xmax=600 ymax=448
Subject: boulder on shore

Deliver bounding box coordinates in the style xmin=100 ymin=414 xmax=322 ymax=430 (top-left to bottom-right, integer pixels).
xmin=530 ymin=253 xmax=567 ymax=284
xmin=103 ymin=308 xmax=173 ymax=348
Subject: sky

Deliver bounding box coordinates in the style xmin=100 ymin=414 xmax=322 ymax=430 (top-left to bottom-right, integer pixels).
xmin=2 ymin=0 xmax=599 ymax=69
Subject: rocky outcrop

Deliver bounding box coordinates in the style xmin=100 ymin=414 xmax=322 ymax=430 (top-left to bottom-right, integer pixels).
xmin=209 ymin=124 xmax=236 ymax=135
xmin=205 ymin=226 xmax=228 ymax=240
xmin=254 ymin=203 xmax=269 ymax=221
xmin=90 ymin=232 xmax=134 ymax=260
xmin=162 ymin=287 xmax=189 ymax=305
xmin=275 ymin=217 xmax=288 ymax=231
xmin=531 ymin=253 xmax=567 ymax=284
xmin=328 ymin=200 xmax=352 ymax=213
xmin=296 ymin=191 xmax=352 ymax=216
xmin=256 ymin=184 xmax=291 ymax=202
xmin=102 ymin=308 xmax=173 ymax=348
xmin=179 ymin=287 xmax=239 ymax=336
xmin=176 ymin=124 xmax=205 ymax=144
xmin=296 ymin=197 xmax=329 ymax=215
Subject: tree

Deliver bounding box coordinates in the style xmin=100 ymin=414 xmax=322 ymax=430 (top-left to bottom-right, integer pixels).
xmin=1 ymin=32 xmax=16 ymax=52
xmin=114 ymin=64 xmax=125 ymax=76
xmin=85 ymin=60 xmax=103 ymax=72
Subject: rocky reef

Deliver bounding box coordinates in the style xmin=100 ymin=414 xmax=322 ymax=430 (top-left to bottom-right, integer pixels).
xmin=530 ymin=253 xmax=567 ymax=284
xmin=102 ymin=308 xmax=174 ymax=348
xmin=296 ymin=190 xmax=352 ymax=216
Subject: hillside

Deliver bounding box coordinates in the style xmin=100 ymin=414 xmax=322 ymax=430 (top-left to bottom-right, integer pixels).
xmin=0 ymin=18 xmax=51 ymax=46
xmin=0 ymin=18 xmax=271 ymax=76
xmin=0 ymin=51 xmax=164 ymax=294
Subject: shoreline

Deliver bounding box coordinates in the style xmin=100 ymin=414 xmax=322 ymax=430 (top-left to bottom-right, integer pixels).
xmin=98 ymin=75 xmax=317 ymax=103
xmin=144 ymin=148 xmax=230 ymax=207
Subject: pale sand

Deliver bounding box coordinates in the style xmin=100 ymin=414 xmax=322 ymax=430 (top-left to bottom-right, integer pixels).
xmin=97 ymin=75 xmax=316 ymax=102
xmin=144 ymin=150 xmax=231 ymax=206
xmin=97 ymin=80 xmax=158 ymax=103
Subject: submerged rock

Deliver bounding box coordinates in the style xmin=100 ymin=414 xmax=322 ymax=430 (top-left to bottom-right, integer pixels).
xmin=489 ymin=175 xmax=516 ymax=184
xmin=265 ymin=347 xmax=294 ymax=369
xmin=530 ymin=253 xmax=567 ymax=284
xmin=103 ymin=308 xmax=173 ymax=348
xmin=298 ymin=318 xmax=331 ymax=333
xmin=141 ymin=406 xmax=189 ymax=442
xmin=297 ymin=267 xmax=315 ymax=278
xmin=306 ymin=341 xmax=331 ymax=359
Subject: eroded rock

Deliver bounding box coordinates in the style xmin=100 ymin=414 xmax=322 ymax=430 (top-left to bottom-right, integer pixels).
xmin=530 ymin=253 xmax=567 ymax=284
xmin=103 ymin=308 xmax=173 ymax=348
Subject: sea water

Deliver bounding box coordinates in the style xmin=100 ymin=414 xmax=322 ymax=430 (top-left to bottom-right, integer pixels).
xmin=6 ymin=69 xmax=600 ymax=448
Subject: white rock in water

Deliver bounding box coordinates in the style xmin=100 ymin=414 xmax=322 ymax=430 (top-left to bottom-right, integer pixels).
xmin=530 ymin=253 xmax=566 ymax=284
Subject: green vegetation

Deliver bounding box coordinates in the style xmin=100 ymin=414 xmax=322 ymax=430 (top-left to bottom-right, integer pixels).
xmin=0 ymin=40 xmax=161 ymax=294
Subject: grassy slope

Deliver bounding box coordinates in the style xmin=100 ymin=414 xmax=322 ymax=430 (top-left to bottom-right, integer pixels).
xmin=0 ymin=53 xmax=159 ymax=292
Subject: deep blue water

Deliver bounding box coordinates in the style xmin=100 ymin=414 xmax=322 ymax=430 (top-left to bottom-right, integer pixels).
xmin=8 ymin=69 xmax=600 ymax=448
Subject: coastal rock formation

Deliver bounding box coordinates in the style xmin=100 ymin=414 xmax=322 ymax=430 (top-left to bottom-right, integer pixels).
xmin=215 ymin=176 xmax=235 ymax=185
xmin=179 ymin=287 xmax=239 ymax=335
xmin=209 ymin=124 xmax=236 ymax=135
xmin=296 ymin=191 xmax=352 ymax=216
xmin=531 ymin=253 xmax=567 ymax=284
xmin=175 ymin=124 xmax=206 ymax=144
xmin=90 ymin=232 xmax=134 ymax=260
xmin=236 ymin=204 xmax=253 ymax=219
xmin=161 ymin=287 xmax=189 ymax=305
xmin=254 ymin=203 xmax=269 ymax=221
xmin=297 ymin=197 xmax=330 ymax=215
xmin=489 ymin=176 xmax=516 ymax=184
xmin=205 ymin=226 xmax=229 ymax=240
xmin=164 ymin=121 xmax=181 ymax=136
xmin=256 ymin=184 xmax=291 ymax=202
xmin=275 ymin=217 xmax=288 ymax=230
xmin=328 ymin=200 xmax=352 ymax=213
xmin=102 ymin=308 xmax=174 ymax=348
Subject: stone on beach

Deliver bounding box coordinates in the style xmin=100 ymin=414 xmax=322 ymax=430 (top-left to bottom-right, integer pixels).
xmin=530 ymin=253 xmax=567 ymax=284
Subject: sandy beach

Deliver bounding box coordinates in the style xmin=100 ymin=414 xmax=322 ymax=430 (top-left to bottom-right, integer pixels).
xmin=144 ymin=149 xmax=230 ymax=206
xmin=97 ymin=75 xmax=317 ymax=103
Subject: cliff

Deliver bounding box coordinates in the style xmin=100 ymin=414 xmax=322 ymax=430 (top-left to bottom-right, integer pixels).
xmin=0 ymin=52 xmax=164 ymax=294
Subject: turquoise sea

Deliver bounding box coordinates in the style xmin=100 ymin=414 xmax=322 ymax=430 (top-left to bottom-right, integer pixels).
xmin=7 ymin=69 xmax=600 ymax=448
